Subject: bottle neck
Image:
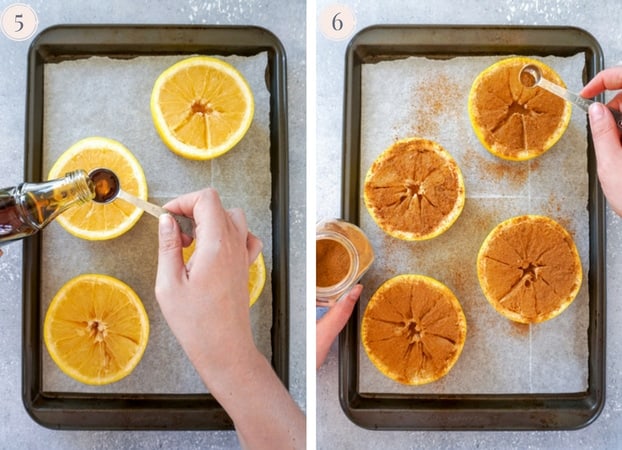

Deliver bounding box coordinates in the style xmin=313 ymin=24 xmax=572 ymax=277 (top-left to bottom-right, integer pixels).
xmin=17 ymin=169 xmax=95 ymax=229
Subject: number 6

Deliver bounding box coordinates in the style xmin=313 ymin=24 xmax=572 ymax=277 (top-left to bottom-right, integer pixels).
xmin=332 ymin=12 xmax=343 ymax=32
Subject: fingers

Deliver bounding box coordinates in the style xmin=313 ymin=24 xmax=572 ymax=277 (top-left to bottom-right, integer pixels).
xmin=316 ymin=284 xmax=363 ymax=369
xmin=165 ymin=189 xmax=249 ymax=240
xmin=162 ymin=188 xmax=262 ymax=268
xmin=588 ymin=103 xmax=622 ymax=216
xmin=228 ymin=207 xmax=250 ymax=240
xmin=155 ymin=214 xmax=186 ymax=295
xmin=606 ymin=92 xmax=622 ymax=112
xmin=580 ymin=67 xmax=622 ymax=217
xmin=228 ymin=209 xmax=265 ymax=266
xmin=580 ymin=66 xmax=622 ymax=98
xmin=191 ymin=189 xmax=230 ymax=241
xmin=162 ymin=189 xmax=211 ymax=218
xmin=247 ymin=232 xmax=264 ymax=265
xmin=163 ymin=188 xmax=226 ymax=237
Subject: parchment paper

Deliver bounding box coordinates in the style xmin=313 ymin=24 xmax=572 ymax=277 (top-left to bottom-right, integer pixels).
xmin=358 ymin=54 xmax=589 ymax=394
xmin=40 ymin=53 xmax=272 ymax=394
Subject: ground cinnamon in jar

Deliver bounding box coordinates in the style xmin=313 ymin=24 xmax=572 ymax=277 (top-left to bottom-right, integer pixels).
xmin=316 ymin=219 xmax=375 ymax=305
xmin=316 ymin=238 xmax=351 ymax=288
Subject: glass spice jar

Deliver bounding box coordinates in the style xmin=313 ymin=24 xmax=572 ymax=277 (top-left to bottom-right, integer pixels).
xmin=316 ymin=218 xmax=374 ymax=306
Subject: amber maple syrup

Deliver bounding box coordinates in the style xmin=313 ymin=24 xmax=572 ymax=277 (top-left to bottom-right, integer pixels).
xmin=89 ymin=168 xmax=119 ymax=203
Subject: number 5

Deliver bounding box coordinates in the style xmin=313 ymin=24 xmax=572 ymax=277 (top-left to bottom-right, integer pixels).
xmin=14 ymin=13 xmax=24 ymax=32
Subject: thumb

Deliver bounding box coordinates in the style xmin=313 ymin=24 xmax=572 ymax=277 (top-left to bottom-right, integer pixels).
xmin=316 ymin=284 xmax=362 ymax=369
xmin=156 ymin=214 xmax=186 ymax=287
xmin=589 ymin=103 xmax=620 ymax=155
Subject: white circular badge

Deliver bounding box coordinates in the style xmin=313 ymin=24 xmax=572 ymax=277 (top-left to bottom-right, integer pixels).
xmin=1 ymin=3 xmax=38 ymax=41
xmin=319 ymin=4 xmax=356 ymax=41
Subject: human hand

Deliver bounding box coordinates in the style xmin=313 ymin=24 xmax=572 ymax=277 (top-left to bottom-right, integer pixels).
xmin=155 ymin=189 xmax=304 ymax=448
xmin=580 ymin=67 xmax=622 ymax=216
xmin=154 ymin=188 xmax=262 ymax=385
xmin=316 ymin=284 xmax=363 ymax=369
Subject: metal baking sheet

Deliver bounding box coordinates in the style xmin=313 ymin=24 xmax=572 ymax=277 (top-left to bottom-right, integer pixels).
xmin=339 ymin=25 xmax=605 ymax=430
xmin=22 ymin=25 xmax=288 ymax=430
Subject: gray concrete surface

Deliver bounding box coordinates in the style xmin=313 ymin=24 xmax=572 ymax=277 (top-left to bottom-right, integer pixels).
xmin=316 ymin=0 xmax=622 ymax=448
xmin=0 ymin=0 xmax=305 ymax=448
xmin=3 ymin=0 xmax=622 ymax=448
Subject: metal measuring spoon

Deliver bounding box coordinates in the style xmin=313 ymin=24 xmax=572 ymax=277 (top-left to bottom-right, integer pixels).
xmin=519 ymin=64 xmax=622 ymax=132
xmin=88 ymin=168 xmax=195 ymax=238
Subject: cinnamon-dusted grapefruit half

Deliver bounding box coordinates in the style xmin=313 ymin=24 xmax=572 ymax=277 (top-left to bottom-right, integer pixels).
xmin=363 ymin=137 xmax=465 ymax=241
xmin=361 ymin=274 xmax=467 ymax=385
xmin=468 ymin=57 xmax=571 ymax=161
xmin=477 ymin=215 xmax=582 ymax=324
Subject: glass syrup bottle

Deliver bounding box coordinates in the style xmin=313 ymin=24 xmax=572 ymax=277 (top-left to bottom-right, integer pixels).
xmin=0 ymin=169 xmax=95 ymax=245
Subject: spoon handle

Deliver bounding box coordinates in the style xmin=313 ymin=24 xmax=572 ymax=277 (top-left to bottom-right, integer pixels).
xmin=116 ymin=189 xmax=195 ymax=238
xmin=537 ymin=77 xmax=622 ymax=131
xmin=537 ymin=77 xmax=593 ymax=111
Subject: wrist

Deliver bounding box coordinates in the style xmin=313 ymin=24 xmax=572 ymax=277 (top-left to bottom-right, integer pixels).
xmin=195 ymin=342 xmax=264 ymax=393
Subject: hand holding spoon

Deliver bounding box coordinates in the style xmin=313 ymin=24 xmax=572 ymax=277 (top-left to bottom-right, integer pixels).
xmin=519 ymin=63 xmax=622 ymax=132
xmin=89 ymin=168 xmax=195 ymax=238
